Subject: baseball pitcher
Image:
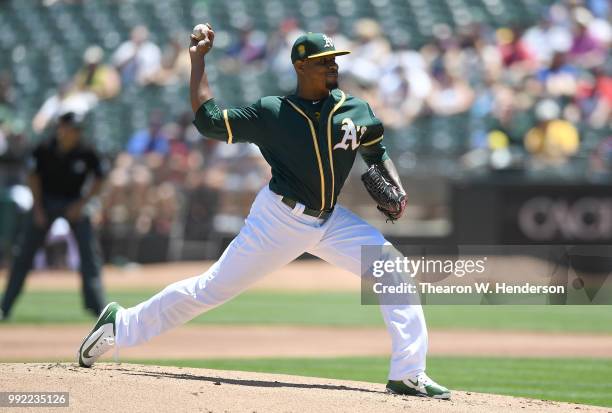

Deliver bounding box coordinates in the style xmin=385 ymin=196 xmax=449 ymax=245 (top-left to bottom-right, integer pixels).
xmin=77 ymin=24 xmax=450 ymax=399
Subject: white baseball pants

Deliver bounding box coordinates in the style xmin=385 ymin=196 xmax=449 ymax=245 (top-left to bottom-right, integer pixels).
xmin=115 ymin=185 xmax=427 ymax=380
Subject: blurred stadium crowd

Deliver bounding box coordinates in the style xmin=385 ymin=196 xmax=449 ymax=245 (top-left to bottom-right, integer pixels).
xmin=0 ymin=0 xmax=610 ymax=263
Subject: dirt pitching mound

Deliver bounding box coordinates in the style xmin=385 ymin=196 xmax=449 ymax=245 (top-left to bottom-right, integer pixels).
xmin=1 ymin=363 xmax=607 ymax=413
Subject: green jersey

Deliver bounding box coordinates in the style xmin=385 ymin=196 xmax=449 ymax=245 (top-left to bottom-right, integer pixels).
xmin=193 ymin=88 xmax=388 ymax=211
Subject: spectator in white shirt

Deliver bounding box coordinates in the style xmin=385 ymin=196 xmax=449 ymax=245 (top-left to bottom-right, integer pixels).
xmin=112 ymin=25 xmax=162 ymax=86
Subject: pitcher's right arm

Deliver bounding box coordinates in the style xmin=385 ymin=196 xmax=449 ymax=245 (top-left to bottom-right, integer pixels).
xmin=189 ymin=24 xmax=264 ymax=144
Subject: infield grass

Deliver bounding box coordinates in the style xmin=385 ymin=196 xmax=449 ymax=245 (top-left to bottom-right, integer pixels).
xmin=139 ymin=356 xmax=612 ymax=408
xmin=3 ymin=290 xmax=612 ymax=333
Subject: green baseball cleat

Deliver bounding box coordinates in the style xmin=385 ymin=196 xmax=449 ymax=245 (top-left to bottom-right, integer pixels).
xmin=77 ymin=302 xmax=123 ymax=368
xmin=386 ymin=372 xmax=451 ymax=399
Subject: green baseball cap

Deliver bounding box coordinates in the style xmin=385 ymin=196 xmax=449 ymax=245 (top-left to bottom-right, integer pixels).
xmin=290 ymin=32 xmax=351 ymax=63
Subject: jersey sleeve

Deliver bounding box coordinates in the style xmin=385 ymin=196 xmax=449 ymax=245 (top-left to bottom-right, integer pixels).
xmin=359 ymin=103 xmax=384 ymax=148
xmin=28 ymin=145 xmax=43 ymax=174
xmin=360 ymin=139 xmax=389 ymax=165
xmin=359 ymin=103 xmax=388 ymax=165
xmin=193 ymin=98 xmax=264 ymax=144
xmin=89 ymin=151 xmax=110 ymax=179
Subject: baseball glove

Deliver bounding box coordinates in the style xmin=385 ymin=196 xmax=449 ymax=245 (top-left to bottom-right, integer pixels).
xmin=361 ymin=163 xmax=407 ymax=222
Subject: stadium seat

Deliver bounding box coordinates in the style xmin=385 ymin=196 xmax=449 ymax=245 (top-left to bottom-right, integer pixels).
xmin=0 ymin=0 xmax=588 ymax=158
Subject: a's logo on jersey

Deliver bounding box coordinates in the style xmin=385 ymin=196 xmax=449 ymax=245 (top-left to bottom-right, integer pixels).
xmin=323 ymin=34 xmax=334 ymax=48
xmin=333 ymin=118 xmax=367 ymax=151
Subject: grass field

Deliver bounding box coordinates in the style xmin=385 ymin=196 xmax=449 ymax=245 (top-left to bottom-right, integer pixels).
xmin=138 ymin=356 xmax=612 ymax=408
xmin=5 ymin=290 xmax=612 ymax=332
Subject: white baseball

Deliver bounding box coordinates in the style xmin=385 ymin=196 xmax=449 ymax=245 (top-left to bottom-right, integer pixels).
xmin=192 ymin=24 xmax=209 ymax=41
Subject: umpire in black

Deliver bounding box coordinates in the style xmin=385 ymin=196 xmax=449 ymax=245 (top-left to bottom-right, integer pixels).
xmin=1 ymin=111 xmax=108 ymax=320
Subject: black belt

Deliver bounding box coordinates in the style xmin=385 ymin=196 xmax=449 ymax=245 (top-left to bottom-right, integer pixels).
xmin=281 ymin=196 xmax=333 ymax=220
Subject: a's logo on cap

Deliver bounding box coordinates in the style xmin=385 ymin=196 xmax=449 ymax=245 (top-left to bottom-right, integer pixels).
xmin=323 ymin=34 xmax=334 ymax=48
xmin=298 ymin=44 xmax=306 ymax=56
